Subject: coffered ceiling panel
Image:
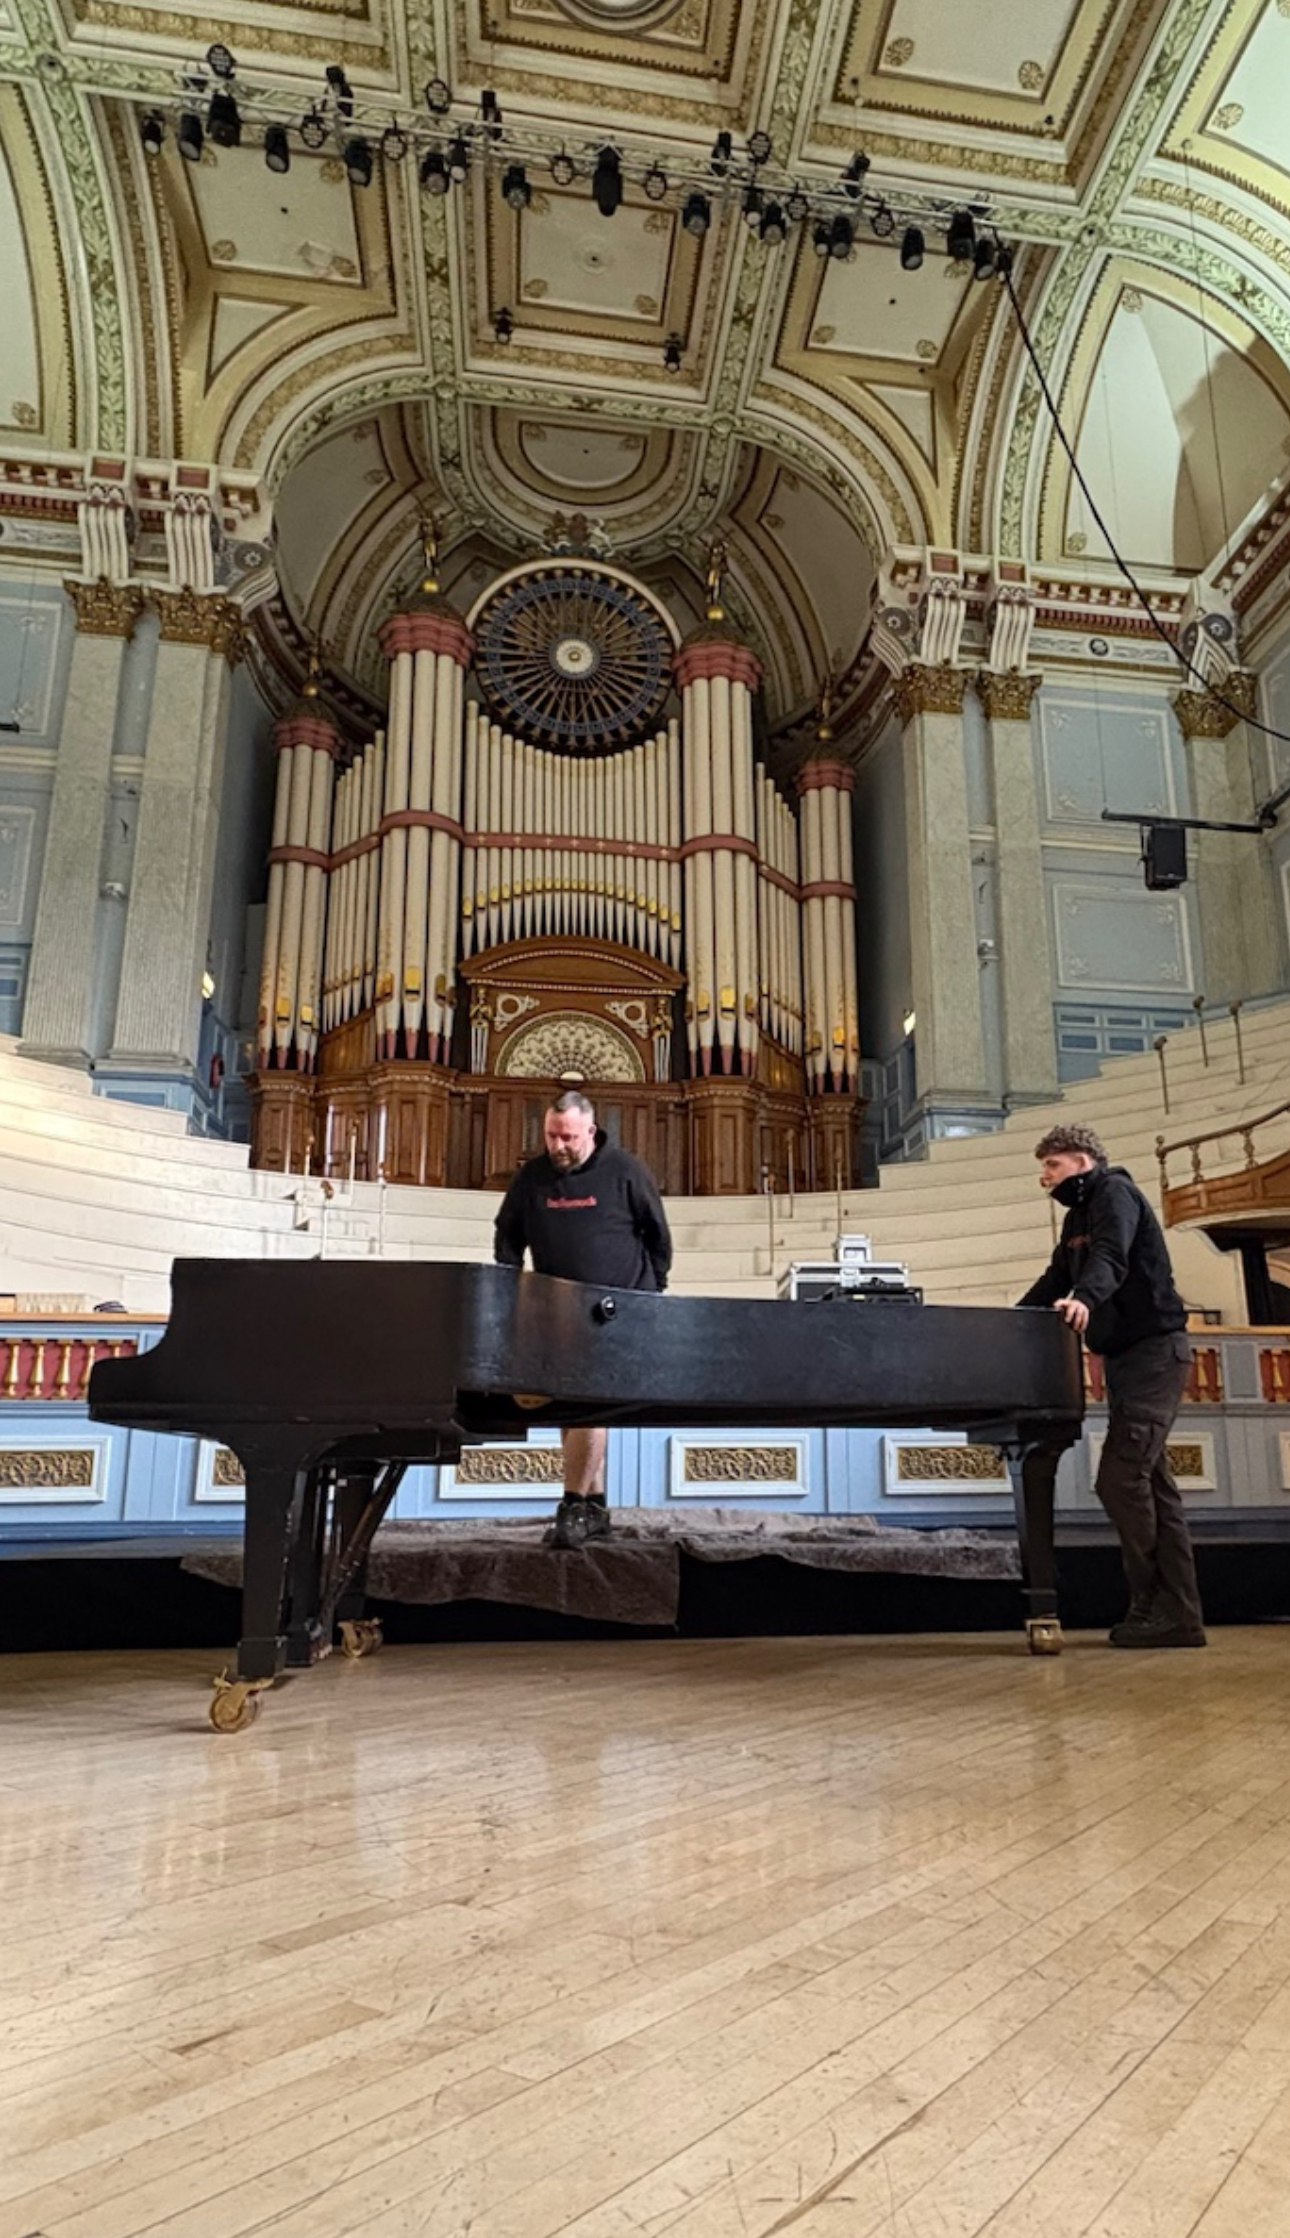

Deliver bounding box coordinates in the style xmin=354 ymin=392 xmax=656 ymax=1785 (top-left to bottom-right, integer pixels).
xmin=808 ymin=244 xmax=974 ymax=367
xmin=871 ymin=0 xmax=1082 ymax=98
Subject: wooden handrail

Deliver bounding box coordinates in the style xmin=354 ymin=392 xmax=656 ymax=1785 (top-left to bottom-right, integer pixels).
xmin=1157 ymin=1096 xmax=1290 ymax=1190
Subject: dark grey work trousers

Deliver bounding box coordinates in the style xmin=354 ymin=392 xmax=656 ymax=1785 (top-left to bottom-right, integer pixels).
xmin=1097 ymin=1331 xmax=1203 ymax=1629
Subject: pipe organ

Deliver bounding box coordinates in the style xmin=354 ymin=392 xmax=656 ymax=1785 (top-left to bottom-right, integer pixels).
xmin=252 ymin=557 xmax=863 ymax=1195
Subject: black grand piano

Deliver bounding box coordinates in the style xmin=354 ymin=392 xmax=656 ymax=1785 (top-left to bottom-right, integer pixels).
xmin=89 ymin=1261 xmax=1084 ymax=1727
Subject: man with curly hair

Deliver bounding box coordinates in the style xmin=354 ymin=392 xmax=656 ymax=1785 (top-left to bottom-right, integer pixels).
xmin=1018 ymin=1122 xmax=1205 ymax=1648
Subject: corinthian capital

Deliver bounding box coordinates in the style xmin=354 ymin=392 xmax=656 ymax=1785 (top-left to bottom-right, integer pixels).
xmin=893 ymin=662 xmax=968 ymax=723
xmin=1173 ymin=673 xmax=1255 ymax=741
xmin=976 ymin=671 xmax=1041 ymax=722
xmin=63 ymin=578 xmax=145 ymax=639
xmin=152 ymin=589 xmax=245 ymax=662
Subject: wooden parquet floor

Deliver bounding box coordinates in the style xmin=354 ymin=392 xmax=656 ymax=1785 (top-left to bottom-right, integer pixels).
xmin=4 ymin=1631 xmax=1290 ymax=2238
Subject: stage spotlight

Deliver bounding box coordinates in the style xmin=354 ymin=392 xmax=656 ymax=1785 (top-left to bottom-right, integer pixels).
xmin=642 ymin=164 xmax=668 ymax=201
xmin=344 ymin=136 xmax=373 ymax=186
xmin=842 ymin=151 xmax=870 ymax=198
xmin=682 ymin=191 xmax=711 ymax=236
xmin=870 ymin=203 xmax=895 ymax=239
xmin=326 ymin=64 xmax=355 ymax=121
xmin=264 ymin=123 xmax=290 ymax=173
xmin=946 ymin=207 xmax=975 ymax=261
xmin=493 ymin=306 xmax=513 ymax=343
xmin=592 ymin=146 xmax=622 ymax=217
xmin=742 ymin=184 xmax=764 ymax=229
xmin=747 ymin=129 xmax=772 ymax=164
xmin=207 ymin=91 xmax=241 ymax=148
xmin=177 ymin=110 xmax=204 ymax=161
xmin=481 ymin=88 xmax=503 ymax=138
xmin=300 ymin=109 xmax=327 ymax=150
xmin=447 ymin=135 xmax=469 ymax=181
xmin=710 ymin=131 xmax=732 ymax=175
xmin=811 ymin=219 xmax=832 ymax=258
xmin=973 ymin=235 xmax=996 ymax=280
xmin=550 ymin=149 xmax=577 ymax=186
xmin=205 ymin=41 xmax=236 ymax=78
xmin=663 ymin=334 xmax=683 ymax=373
xmin=785 ymin=189 xmax=810 ymax=223
xmin=829 ymin=212 xmax=854 ymax=259
xmin=900 ymin=224 xmax=924 ymax=270
xmin=423 ymin=77 xmax=452 ymax=115
xmin=760 ymin=201 xmax=786 ymax=245
xmin=381 ymin=126 xmax=409 ymax=162
xmin=501 ymin=163 xmax=531 ymax=210
xmin=139 ymin=110 xmax=165 ymax=156
xmin=420 ymin=148 xmax=449 ymax=194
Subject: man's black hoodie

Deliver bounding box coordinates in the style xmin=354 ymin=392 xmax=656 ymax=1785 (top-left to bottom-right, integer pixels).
xmin=493 ymin=1129 xmax=672 ymax=1294
xmin=1018 ymin=1161 xmax=1185 ymax=1356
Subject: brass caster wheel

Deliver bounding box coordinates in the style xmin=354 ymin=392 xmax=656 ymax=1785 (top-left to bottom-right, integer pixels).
xmin=339 ymin=1618 xmax=384 ymax=1660
xmin=209 ymin=1671 xmax=269 ymax=1732
xmin=1026 ymin=1617 xmax=1063 ymax=1658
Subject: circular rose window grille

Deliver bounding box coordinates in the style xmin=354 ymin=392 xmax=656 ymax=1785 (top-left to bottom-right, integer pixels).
xmin=473 ymin=566 xmax=673 ymax=752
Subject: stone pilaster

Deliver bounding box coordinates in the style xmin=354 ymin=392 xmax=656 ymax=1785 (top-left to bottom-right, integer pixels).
xmin=976 ymin=670 xmax=1059 ymax=1105
xmin=893 ymin=662 xmax=991 ymax=1122
xmin=104 ymin=596 xmax=241 ymax=1077
xmin=1174 ymin=673 xmax=1282 ymax=1001
xmin=20 ymin=582 xmax=145 ymax=1065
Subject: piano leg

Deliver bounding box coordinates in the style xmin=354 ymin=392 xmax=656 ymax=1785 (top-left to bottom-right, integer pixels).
xmin=231 ymin=1436 xmax=314 ymax=1686
xmin=283 ymin=1464 xmax=332 ymax=1669
xmin=1007 ymin=1440 xmax=1063 ymax=1656
xmin=327 ymin=1461 xmax=407 ymax=1659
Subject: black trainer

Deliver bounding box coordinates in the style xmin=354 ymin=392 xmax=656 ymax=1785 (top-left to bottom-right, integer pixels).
xmin=545 ymin=1498 xmax=591 ymax=1550
xmin=1110 ymin=1608 xmax=1207 ymax=1650
xmin=582 ymin=1500 xmax=612 ymax=1543
xmin=1107 ymin=1595 xmax=1156 ymax=1645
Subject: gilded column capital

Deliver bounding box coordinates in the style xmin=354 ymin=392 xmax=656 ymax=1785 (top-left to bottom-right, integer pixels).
xmin=976 ymin=670 xmax=1041 ymax=721
xmin=892 ymin=662 xmax=968 ymax=723
xmin=151 ymin=589 xmax=246 ymax=663
xmin=63 ymin=577 xmax=145 ymax=640
xmin=1173 ymin=672 xmax=1255 ymax=741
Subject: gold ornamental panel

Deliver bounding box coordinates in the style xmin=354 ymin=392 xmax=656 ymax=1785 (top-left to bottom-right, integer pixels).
xmin=0 ymin=1449 xmax=95 ymax=1488
xmin=213 ymin=1448 xmax=246 ymax=1487
xmin=683 ymin=1446 xmax=800 ymax=1483
xmin=456 ymin=1448 xmax=565 ymax=1485
xmin=895 ymin=1445 xmax=1007 ymax=1482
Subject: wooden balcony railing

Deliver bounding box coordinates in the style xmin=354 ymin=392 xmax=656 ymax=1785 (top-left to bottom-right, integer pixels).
xmin=1157 ymin=1098 xmax=1290 ymax=1228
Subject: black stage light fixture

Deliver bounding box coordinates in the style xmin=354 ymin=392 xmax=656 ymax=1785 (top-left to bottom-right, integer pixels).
xmin=493 ymin=306 xmax=513 ymax=343
xmin=747 ymin=128 xmax=772 ymax=164
xmin=420 ymin=147 xmax=449 ymax=194
xmin=760 ymin=201 xmax=786 ymax=245
xmin=900 ymin=224 xmax=924 ymax=271
xmin=300 ymin=109 xmax=328 ymax=150
xmin=812 ymin=218 xmax=832 ymax=258
xmin=344 ymin=135 xmax=373 ymax=186
xmin=973 ymin=235 xmax=996 ymax=280
xmin=785 ymin=189 xmax=810 ymax=224
xmin=870 ymin=203 xmax=895 ymax=239
xmin=1143 ymin=824 xmax=1187 ymax=891
xmin=326 ymin=64 xmax=355 ymax=121
xmin=424 ymin=77 xmax=452 ymax=115
xmin=842 ymin=151 xmax=870 ymax=198
xmin=501 ymin=162 xmax=531 ymax=210
xmin=207 ymin=91 xmax=241 ymax=148
xmin=381 ymin=126 xmax=409 ymax=162
xmin=829 ymin=212 xmax=854 ymax=259
xmin=710 ymin=131 xmax=732 ymax=175
xmin=205 ymin=41 xmax=236 ymax=78
xmin=742 ymin=184 xmax=764 ymax=229
xmin=177 ymin=110 xmax=204 ymax=161
xmin=550 ymin=149 xmax=577 ymax=186
xmin=682 ymin=190 xmax=711 ymax=235
xmin=946 ymin=207 xmax=975 ymax=261
xmin=592 ymin=145 xmax=623 ymax=217
xmin=642 ymin=163 xmax=668 ymax=201
xmin=481 ymin=88 xmax=503 ymax=139
xmin=264 ymin=122 xmax=290 ymax=173
xmin=139 ymin=110 xmax=165 ymax=155
xmin=663 ymin=334 xmax=683 ymax=373
xmin=447 ymin=135 xmax=469 ymax=181
xmin=994 ymin=241 xmax=1014 ymax=281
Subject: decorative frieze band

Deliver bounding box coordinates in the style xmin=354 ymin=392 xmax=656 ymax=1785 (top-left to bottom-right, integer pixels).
xmin=892 ymin=663 xmax=969 ymax=722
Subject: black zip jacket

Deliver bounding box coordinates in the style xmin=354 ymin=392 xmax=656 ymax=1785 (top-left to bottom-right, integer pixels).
xmin=1018 ymin=1161 xmax=1186 ymax=1356
xmin=493 ymin=1130 xmax=672 ymax=1293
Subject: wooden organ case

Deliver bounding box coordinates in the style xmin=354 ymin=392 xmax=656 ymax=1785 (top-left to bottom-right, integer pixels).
xmin=249 ymin=554 xmax=864 ymax=1196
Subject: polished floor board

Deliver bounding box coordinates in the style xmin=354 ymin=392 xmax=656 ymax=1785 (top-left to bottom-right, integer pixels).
xmin=4 ymin=1631 xmax=1290 ymax=2237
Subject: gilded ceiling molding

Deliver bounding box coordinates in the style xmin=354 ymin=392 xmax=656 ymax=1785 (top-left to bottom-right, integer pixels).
xmin=99 ymin=100 xmax=165 ymax=460
xmin=963 ymin=248 xmax=1050 ymax=554
xmin=976 ymin=671 xmax=1041 ymax=722
xmin=1135 ymin=176 xmax=1290 ymax=283
xmin=892 ymin=662 xmax=968 ymax=723
xmin=63 ymin=576 xmax=144 ymax=636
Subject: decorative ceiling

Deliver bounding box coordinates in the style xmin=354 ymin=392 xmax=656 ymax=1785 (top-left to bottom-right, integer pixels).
xmin=2 ymin=0 xmax=1290 ymax=727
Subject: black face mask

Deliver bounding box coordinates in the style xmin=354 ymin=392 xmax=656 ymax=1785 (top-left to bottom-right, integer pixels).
xmin=1051 ymin=1169 xmax=1094 ymax=1208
